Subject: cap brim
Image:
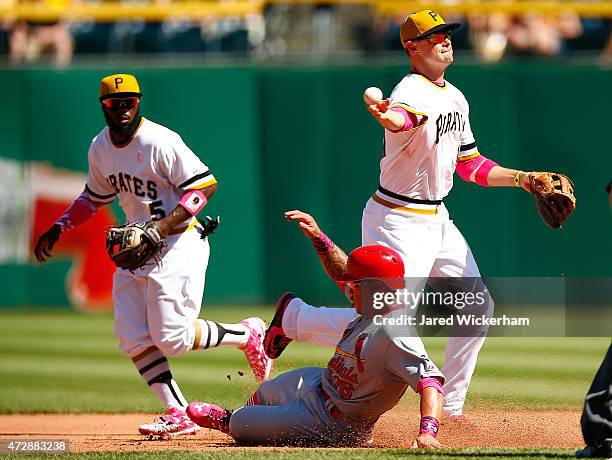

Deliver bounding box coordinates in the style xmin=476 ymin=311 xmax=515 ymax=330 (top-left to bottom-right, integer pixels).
xmin=405 ymin=22 xmax=461 ymax=42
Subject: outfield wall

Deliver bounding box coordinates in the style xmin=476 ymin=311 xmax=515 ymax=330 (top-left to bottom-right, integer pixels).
xmin=1 ymin=62 xmax=610 ymax=308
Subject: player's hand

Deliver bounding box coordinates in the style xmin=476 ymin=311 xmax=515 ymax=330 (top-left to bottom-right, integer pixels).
xmin=518 ymin=171 xmax=533 ymax=193
xmin=366 ymin=99 xmax=390 ymax=119
xmin=412 ymin=434 xmax=442 ymax=449
xmin=367 ymin=100 xmax=407 ymax=132
xmin=34 ymin=224 xmax=62 ymax=263
xmin=284 ymin=210 xmax=321 ymax=239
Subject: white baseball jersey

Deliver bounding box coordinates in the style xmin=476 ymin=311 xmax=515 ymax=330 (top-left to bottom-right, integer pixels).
xmin=85 ymin=117 xmax=216 ymax=227
xmin=380 ymin=72 xmax=479 ymax=202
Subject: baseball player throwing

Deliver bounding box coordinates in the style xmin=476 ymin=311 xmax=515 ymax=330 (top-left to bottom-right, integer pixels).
xmin=33 ymin=74 xmax=272 ymax=437
xmin=186 ymin=214 xmax=445 ymax=447
xmin=263 ymin=10 xmax=575 ymax=418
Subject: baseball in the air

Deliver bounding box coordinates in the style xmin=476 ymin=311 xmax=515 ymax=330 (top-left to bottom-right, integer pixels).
xmin=363 ymin=86 xmax=383 ymax=105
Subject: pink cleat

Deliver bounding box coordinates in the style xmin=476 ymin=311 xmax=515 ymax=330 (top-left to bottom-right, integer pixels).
xmin=263 ymin=292 xmax=296 ymax=359
xmin=186 ymin=402 xmax=231 ymax=434
xmin=138 ymin=406 xmax=199 ymax=438
xmin=239 ymin=317 xmax=273 ymax=383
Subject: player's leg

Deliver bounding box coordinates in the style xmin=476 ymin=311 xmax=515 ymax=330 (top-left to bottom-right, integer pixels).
xmin=429 ymin=212 xmax=493 ymax=416
xmin=228 ymin=399 xmax=331 ymax=445
xmin=113 ymin=270 xmax=196 ymax=437
xmin=190 ymin=367 xmax=338 ymax=445
xmin=147 ymin=231 xmax=271 ymax=381
xmin=263 ymin=293 xmax=356 ymax=359
xmin=247 ymin=366 xmax=325 ymax=407
xmin=188 ymin=367 xmax=325 ymax=434
xmin=276 ymin=295 xmax=356 ymax=346
xmin=578 ymin=343 xmax=612 ymax=457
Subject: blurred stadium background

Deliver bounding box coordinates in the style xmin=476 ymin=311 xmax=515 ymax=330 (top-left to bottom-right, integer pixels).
xmin=0 ymin=0 xmax=610 ymax=434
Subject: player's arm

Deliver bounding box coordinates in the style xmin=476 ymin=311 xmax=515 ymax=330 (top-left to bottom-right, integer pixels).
xmin=155 ymin=183 xmax=217 ymax=238
xmin=367 ymin=100 xmax=426 ymax=133
xmin=367 ymin=100 xmax=405 ymax=131
xmin=414 ymin=383 xmax=444 ymax=449
xmin=284 ymin=209 xmax=348 ymax=280
xmin=34 ymin=188 xmax=109 ymax=263
xmin=486 ymin=166 xmax=534 ymax=191
xmin=158 ymin=132 xmax=220 ymax=237
xmin=385 ymin=340 xmax=444 ymax=449
xmin=456 ymin=150 xmax=533 ymax=192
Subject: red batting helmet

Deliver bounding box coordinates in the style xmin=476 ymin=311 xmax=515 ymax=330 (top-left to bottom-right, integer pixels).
xmin=337 ymin=245 xmax=405 ymax=290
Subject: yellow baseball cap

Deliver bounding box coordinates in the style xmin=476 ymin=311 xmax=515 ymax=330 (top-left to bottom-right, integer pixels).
xmin=99 ymin=74 xmax=142 ymax=100
xmin=400 ymin=10 xmax=460 ymax=46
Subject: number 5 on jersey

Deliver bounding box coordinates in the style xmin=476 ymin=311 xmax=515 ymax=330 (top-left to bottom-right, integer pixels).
xmin=149 ymin=200 xmax=166 ymax=220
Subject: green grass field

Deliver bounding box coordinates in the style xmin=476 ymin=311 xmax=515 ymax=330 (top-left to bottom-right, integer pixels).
xmin=0 ymin=307 xmax=608 ymax=459
xmin=0 ymin=307 xmax=608 ymax=413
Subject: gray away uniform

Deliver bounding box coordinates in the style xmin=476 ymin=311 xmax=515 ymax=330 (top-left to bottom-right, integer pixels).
xmin=229 ymin=308 xmax=444 ymax=446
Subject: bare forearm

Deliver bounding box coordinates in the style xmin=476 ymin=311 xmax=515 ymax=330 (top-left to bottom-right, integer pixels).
xmin=487 ymin=166 xmax=531 ymax=190
xmin=378 ymin=110 xmax=406 ymax=131
xmin=420 ymin=387 xmax=444 ymax=419
xmin=487 ymin=166 xmax=519 ymax=187
xmin=156 ymin=205 xmax=190 ymax=236
xmin=318 ymin=245 xmax=349 ymax=280
xmin=413 ymin=385 xmax=444 ymax=448
xmin=310 ymin=232 xmax=349 ymax=280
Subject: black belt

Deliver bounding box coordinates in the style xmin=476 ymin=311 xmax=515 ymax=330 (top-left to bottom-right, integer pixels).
xmin=320 ymin=385 xmax=342 ymax=420
xmin=377 ymin=185 xmax=442 ymax=206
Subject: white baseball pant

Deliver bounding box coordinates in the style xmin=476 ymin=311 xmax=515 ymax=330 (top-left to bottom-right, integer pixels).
xmin=113 ymin=228 xmax=210 ymax=358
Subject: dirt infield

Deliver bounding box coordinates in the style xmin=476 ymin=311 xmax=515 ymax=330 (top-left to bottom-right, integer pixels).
xmin=0 ymin=409 xmax=581 ymax=452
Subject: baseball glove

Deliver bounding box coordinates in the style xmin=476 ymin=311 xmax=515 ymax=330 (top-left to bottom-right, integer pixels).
xmin=529 ymin=172 xmax=576 ymax=229
xmin=105 ymin=221 xmax=166 ymax=271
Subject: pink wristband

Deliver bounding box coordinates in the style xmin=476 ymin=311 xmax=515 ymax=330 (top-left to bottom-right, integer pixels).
xmin=312 ymin=231 xmax=335 ymax=255
xmin=179 ymin=189 xmax=207 ymax=216
xmin=419 ymin=416 xmax=440 ymax=437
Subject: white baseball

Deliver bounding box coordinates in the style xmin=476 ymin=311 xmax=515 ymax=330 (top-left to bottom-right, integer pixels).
xmin=363 ymin=86 xmax=383 ymax=105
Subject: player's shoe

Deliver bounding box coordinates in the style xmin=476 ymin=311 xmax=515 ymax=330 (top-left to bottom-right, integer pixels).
xmin=263 ymin=292 xmax=296 ymax=359
xmin=239 ymin=317 xmax=273 ymax=383
xmin=186 ymin=402 xmax=231 ymax=434
xmin=576 ymin=440 xmax=612 ymax=458
xmin=138 ymin=407 xmax=199 ymax=438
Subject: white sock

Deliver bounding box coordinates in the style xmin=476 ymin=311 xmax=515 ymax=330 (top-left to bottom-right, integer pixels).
xmin=131 ymin=346 xmax=187 ymax=410
xmin=192 ymin=319 xmax=250 ymax=349
xmin=150 ymin=379 xmax=188 ymax=410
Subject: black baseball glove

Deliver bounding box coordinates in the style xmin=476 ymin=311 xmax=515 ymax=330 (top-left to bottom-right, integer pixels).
xmin=105 ymin=221 xmax=166 ymax=271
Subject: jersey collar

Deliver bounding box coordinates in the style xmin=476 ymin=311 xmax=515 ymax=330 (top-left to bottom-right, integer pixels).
xmin=410 ymin=71 xmax=447 ymax=89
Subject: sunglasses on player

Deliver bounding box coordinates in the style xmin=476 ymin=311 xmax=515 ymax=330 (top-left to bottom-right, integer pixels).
xmin=417 ymin=32 xmax=452 ymax=45
xmin=101 ymin=97 xmax=140 ymax=110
